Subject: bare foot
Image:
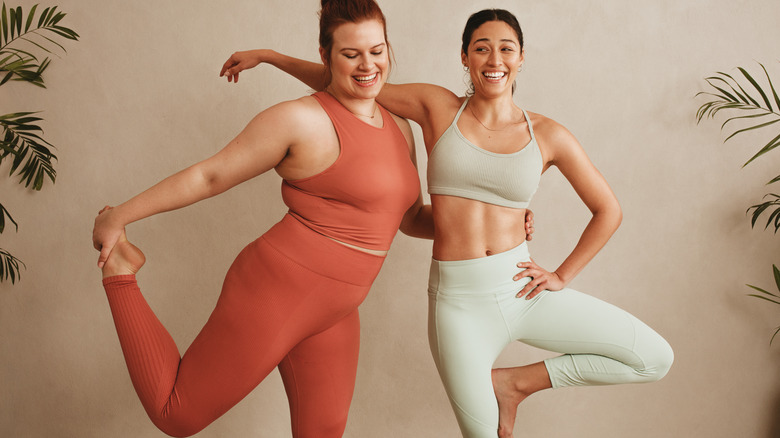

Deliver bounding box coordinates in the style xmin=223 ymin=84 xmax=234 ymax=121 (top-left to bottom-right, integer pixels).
xmin=492 ymin=363 xmax=552 ymax=438
xmin=102 ymin=231 xmax=146 ymax=279
xmin=492 ymin=368 xmax=525 ymax=438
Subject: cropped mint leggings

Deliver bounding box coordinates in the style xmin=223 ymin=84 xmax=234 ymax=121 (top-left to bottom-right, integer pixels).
xmin=427 ymin=242 xmax=674 ymax=438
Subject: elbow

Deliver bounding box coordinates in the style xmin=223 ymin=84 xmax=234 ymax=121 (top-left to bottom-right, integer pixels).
xmin=614 ymin=203 xmax=623 ymax=230
xmin=399 ymin=217 xmax=420 ymax=238
xmin=592 ymin=199 xmax=622 ymax=232
xmin=189 ymin=164 xmax=224 ymax=199
xmin=399 ymin=204 xmax=434 ymax=239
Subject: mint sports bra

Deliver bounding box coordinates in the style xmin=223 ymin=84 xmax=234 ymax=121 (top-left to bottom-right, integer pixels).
xmin=427 ymin=98 xmax=543 ymax=209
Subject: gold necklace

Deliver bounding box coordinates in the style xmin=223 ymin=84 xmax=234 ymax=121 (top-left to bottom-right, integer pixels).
xmin=346 ymin=104 xmax=378 ymax=119
xmin=468 ymin=103 xmax=523 ymax=132
xmin=325 ymin=88 xmax=378 ymax=118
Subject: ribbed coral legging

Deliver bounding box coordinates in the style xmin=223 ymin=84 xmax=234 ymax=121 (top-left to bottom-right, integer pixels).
xmin=102 ymin=214 xmax=385 ymax=437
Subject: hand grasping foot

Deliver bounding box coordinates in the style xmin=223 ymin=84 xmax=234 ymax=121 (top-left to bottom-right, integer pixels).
xmin=102 ymin=230 xmax=146 ymax=279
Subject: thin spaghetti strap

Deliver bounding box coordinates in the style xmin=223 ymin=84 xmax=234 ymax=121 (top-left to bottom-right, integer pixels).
xmin=452 ymin=97 xmax=470 ymax=126
xmin=522 ymin=109 xmax=536 ymax=141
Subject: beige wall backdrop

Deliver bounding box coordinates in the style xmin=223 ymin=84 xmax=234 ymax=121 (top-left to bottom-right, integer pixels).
xmin=2 ymin=0 xmax=779 ymax=436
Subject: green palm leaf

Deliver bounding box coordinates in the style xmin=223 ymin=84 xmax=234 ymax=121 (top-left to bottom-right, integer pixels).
xmin=746 ymin=265 xmax=780 ymax=345
xmin=697 ymin=64 xmax=780 ymax=154
xmin=747 ymin=193 xmax=780 ymax=232
xmin=0 ymin=111 xmax=56 ymax=190
xmin=0 ymin=2 xmax=78 ymax=85
xmin=0 ymin=4 xmax=77 ymax=285
xmin=0 ymin=201 xmax=17 ymax=233
xmin=0 ymin=248 xmax=24 ymax=284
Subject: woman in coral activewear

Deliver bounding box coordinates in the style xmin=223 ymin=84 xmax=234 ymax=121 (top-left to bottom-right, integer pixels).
xmin=90 ymin=1 xmax=437 ymax=436
xmin=221 ymin=7 xmax=674 ymax=438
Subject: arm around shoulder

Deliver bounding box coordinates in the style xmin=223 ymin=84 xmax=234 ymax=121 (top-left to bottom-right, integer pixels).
xmin=221 ymin=49 xmax=328 ymax=91
xmin=391 ymin=115 xmax=434 ymax=239
xmin=378 ymin=83 xmax=459 ymax=126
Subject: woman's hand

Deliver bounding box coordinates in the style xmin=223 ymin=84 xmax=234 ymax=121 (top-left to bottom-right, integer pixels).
xmin=220 ymin=49 xmax=268 ymax=83
xmin=93 ymin=206 xmax=124 ymax=269
xmin=513 ymin=259 xmax=565 ymax=300
xmin=524 ymin=209 xmax=534 ymax=241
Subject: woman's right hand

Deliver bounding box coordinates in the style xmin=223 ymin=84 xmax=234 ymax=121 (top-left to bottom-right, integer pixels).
xmin=93 ymin=206 xmax=125 ymax=269
xmin=220 ymin=49 xmax=268 ymax=83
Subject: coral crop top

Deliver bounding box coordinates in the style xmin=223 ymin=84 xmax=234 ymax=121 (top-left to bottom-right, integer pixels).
xmin=427 ymin=98 xmax=543 ymax=209
xmin=281 ymin=91 xmax=420 ymax=251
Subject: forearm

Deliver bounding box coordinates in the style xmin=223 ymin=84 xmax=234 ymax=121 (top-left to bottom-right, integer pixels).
xmin=262 ymin=50 xmax=328 ymax=91
xmin=554 ymin=205 xmax=622 ymax=284
xmin=400 ymin=204 xmax=434 ymax=240
xmin=110 ymin=164 xmax=219 ymax=228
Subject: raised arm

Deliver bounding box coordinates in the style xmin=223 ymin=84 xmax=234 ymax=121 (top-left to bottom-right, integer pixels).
xmin=515 ymin=116 xmax=622 ymax=299
xmin=219 ymin=50 xmax=459 ymax=135
xmin=92 ymin=99 xmax=313 ymax=268
xmin=221 ymin=49 xmax=329 ymax=91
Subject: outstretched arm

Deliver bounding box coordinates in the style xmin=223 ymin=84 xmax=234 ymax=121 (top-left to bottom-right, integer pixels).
xmin=219 ymin=50 xmax=459 ymax=129
xmin=515 ymin=117 xmax=621 ymax=299
xmin=92 ymin=100 xmax=310 ymax=268
xmin=221 ymin=49 xmax=329 ymax=91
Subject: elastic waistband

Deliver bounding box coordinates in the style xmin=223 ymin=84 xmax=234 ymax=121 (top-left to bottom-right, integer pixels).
xmin=261 ymin=213 xmax=386 ymax=287
xmin=429 ymin=242 xmax=531 ymax=295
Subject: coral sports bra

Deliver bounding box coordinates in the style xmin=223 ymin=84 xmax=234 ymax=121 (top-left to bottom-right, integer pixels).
xmin=427 ymin=98 xmax=543 ymax=209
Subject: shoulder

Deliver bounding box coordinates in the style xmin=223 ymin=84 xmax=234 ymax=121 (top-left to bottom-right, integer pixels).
xmin=245 ymin=95 xmax=330 ymax=138
xmin=388 ymin=112 xmax=414 ymax=147
xmin=526 ymin=111 xmax=576 ymax=144
xmin=525 ymin=111 xmax=585 ymax=166
xmin=259 ymin=95 xmax=327 ymax=123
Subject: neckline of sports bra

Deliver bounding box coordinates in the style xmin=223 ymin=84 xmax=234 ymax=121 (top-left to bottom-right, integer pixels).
xmin=452 ymin=123 xmax=537 ymax=157
xmin=320 ymin=91 xmax=387 ymax=130
xmin=450 ymin=97 xmax=536 ymax=157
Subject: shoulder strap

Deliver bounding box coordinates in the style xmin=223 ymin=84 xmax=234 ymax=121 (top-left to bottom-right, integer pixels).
xmin=452 ymin=97 xmax=470 ymax=127
xmin=522 ymin=109 xmax=536 ymax=141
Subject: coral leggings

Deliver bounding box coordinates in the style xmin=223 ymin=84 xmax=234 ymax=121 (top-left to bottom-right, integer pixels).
xmin=102 ymin=214 xmax=385 ymax=437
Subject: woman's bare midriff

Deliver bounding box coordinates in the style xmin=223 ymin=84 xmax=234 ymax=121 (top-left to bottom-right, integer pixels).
xmin=432 ymin=195 xmax=528 ymax=261
xmin=325 ymin=236 xmax=389 ymax=256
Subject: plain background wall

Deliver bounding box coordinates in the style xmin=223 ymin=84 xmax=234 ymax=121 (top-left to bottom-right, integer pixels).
xmin=2 ymin=0 xmax=779 ymax=436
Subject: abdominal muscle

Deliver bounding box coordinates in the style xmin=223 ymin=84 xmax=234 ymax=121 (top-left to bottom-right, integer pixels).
xmin=431 ymin=195 xmax=528 ymax=261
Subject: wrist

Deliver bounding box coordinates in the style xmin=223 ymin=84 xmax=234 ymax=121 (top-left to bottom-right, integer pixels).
xmin=258 ymin=49 xmax=277 ymax=66
xmin=552 ymin=270 xmax=571 ymax=286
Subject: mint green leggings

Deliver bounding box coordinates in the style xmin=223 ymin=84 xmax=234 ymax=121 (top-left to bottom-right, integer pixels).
xmin=427 ymin=242 xmax=673 ymax=437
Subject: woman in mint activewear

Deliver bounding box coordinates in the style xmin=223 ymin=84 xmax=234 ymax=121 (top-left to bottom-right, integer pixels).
xmin=221 ymin=8 xmax=673 ymax=437
xmin=423 ymin=94 xmax=673 ymax=437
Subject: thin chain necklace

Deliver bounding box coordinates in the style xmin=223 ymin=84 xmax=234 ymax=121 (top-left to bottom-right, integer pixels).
xmin=347 ymin=104 xmax=378 ymax=119
xmin=468 ymin=102 xmax=523 ymax=131
xmin=326 ymin=88 xmax=378 ymax=118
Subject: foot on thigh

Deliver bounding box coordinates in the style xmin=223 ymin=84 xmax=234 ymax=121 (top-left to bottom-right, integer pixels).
xmin=102 ymin=231 xmax=146 ymax=279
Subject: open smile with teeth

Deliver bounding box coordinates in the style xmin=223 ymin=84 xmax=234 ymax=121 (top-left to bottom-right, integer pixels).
xmin=353 ymin=73 xmax=379 ymax=85
xmin=483 ymin=71 xmax=506 ymax=80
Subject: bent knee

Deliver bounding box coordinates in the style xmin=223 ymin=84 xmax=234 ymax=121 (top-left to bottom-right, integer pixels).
xmin=150 ymin=414 xmax=210 ymax=438
xmin=641 ymin=338 xmax=674 ymax=382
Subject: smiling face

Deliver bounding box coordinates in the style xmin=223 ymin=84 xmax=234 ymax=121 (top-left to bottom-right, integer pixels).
xmin=462 ymin=20 xmax=524 ymax=98
xmin=321 ymin=19 xmax=390 ymax=101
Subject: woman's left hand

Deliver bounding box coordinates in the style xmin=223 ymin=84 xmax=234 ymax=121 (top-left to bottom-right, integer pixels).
xmin=513 ymin=259 xmax=565 ymax=299
xmin=220 ymin=49 xmax=266 ymax=83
